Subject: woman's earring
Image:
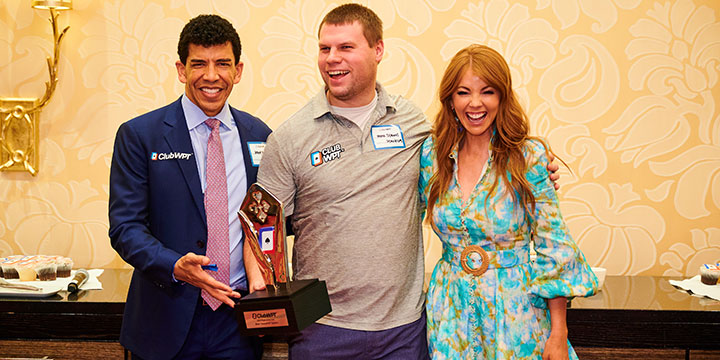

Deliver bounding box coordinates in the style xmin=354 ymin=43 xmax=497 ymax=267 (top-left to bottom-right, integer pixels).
xmin=452 ymin=108 xmax=463 ymax=132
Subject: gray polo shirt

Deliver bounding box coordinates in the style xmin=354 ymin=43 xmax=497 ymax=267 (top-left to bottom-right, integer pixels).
xmin=257 ymin=83 xmax=430 ymax=330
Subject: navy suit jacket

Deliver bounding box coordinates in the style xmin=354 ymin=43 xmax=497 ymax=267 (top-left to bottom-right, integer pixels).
xmin=108 ymin=97 xmax=271 ymax=359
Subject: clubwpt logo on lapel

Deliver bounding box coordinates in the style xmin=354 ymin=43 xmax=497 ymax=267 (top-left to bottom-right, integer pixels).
xmin=310 ymin=143 xmax=344 ymax=167
xmin=150 ymin=152 xmax=193 ymax=161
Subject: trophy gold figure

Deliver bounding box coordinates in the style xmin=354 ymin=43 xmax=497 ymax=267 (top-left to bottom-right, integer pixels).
xmin=235 ymin=183 xmax=331 ymax=335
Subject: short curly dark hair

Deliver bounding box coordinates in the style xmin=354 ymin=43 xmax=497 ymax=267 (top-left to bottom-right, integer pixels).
xmin=177 ymin=14 xmax=241 ymax=65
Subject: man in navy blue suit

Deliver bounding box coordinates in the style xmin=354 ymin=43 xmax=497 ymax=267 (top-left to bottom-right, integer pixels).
xmin=109 ymin=15 xmax=270 ymax=360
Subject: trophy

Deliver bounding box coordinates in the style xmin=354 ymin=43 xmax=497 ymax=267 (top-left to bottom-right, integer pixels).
xmin=235 ymin=183 xmax=331 ymax=335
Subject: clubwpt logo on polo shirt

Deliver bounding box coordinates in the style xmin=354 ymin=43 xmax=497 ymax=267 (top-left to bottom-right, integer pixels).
xmin=310 ymin=143 xmax=344 ymax=167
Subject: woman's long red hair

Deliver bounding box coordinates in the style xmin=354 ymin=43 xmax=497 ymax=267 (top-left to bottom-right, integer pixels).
xmin=426 ymin=44 xmax=550 ymax=229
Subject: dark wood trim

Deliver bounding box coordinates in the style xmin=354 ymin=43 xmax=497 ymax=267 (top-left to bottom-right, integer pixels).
xmin=2 ymin=270 xmax=719 ymax=355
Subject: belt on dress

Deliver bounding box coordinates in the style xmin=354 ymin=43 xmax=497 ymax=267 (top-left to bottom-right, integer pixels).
xmin=442 ymin=244 xmax=530 ymax=276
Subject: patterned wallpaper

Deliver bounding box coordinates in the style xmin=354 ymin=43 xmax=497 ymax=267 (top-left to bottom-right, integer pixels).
xmin=0 ymin=0 xmax=718 ymax=276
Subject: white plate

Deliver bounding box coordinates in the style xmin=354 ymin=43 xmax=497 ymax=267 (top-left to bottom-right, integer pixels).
xmin=669 ymin=275 xmax=720 ymax=301
xmin=0 ymin=284 xmax=63 ymax=298
xmin=0 ymin=269 xmax=104 ymax=298
xmin=0 ymin=278 xmax=65 ymax=298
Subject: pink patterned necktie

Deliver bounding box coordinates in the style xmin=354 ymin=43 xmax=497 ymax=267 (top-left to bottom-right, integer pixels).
xmin=202 ymin=118 xmax=230 ymax=311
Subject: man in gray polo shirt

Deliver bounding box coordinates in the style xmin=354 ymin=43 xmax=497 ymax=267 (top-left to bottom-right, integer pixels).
xmin=257 ymin=4 xmax=429 ymax=358
xmin=256 ymin=3 xmax=557 ymax=359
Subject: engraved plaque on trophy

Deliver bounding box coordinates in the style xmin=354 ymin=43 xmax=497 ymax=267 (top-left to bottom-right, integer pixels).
xmin=235 ymin=183 xmax=331 ymax=335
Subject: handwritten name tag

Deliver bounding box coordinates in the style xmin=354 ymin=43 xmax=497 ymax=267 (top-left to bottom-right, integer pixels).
xmin=371 ymin=125 xmax=405 ymax=150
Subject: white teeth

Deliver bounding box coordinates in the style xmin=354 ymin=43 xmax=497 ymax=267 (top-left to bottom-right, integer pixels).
xmin=328 ymin=70 xmax=349 ymax=76
xmin=467 ymin=112 xmax=486 ymax=120
xmin=202 ymin=88 xmax=220 ymax=94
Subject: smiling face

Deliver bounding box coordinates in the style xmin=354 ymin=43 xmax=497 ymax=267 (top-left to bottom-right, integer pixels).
xmin=318 ymin=21 xmax=384 ymax=107
xmin=452 ymin=67 xmax=500 ymax=143
xmin=176 ymin=42 xmax=243 ymax=117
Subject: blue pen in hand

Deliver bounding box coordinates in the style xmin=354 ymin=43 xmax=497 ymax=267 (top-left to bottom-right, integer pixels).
xmin=202 ymin=264 xmax=218 ymax=271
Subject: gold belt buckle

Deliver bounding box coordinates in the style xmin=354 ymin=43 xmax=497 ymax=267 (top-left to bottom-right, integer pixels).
xmin=460 ymin=245 xmax=489 ymax=276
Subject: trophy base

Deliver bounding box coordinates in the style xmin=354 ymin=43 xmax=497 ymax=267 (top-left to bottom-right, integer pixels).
xmin=235 ymin=279 xmax=331 ymax=336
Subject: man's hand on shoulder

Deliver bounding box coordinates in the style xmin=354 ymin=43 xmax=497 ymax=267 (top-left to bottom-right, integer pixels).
xmin=547 ymin=153 xmax=560 ymax=190
xmin=173 ymin=252 xmax=241 ymax=307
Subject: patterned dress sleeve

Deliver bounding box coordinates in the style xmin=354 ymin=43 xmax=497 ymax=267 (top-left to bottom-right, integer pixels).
xmin=524 ymin=139 xmax=599 ymax=309
xmin=418 ymin=136 xmax=435 ymax=210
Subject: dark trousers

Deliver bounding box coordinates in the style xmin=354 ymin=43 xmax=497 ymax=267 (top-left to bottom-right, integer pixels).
xmin=132 ymin=293 xmax=261 ymax=360
xmin=289 ymin=310 xmax=429 ymax=360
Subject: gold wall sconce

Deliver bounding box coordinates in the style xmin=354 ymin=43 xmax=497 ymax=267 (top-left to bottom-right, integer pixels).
xmin=0 ymin=0 xmax=71 ymax=176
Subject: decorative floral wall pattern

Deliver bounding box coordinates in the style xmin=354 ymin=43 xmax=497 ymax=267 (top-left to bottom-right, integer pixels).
xmin=1 ymin=0 xmax=718 ymax=276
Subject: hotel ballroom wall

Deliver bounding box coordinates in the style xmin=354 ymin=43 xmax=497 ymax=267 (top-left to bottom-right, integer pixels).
xmin=1 ymin=0 xmax=719 ymax=277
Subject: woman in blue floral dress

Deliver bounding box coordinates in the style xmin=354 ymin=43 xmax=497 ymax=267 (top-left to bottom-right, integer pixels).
xmin=419 ymin=44 xmax=598 ymax=359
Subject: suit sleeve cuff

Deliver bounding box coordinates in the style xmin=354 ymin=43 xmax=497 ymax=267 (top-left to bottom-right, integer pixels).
xmin=171 ymin=258 xmax=185 ymax=284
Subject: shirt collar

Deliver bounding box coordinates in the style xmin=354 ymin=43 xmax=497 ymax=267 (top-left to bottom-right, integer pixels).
xmin=182 ymin=94 xmax=233 ymax=131
xmin=311 ymin=82 xmax=396 ymax=121
xmin=448 ymin=130 xmax=496 ymax=161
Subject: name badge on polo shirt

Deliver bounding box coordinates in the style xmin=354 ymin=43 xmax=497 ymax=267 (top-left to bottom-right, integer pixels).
xmin=247 ymin=142 xmax=265 ymax=167
xmin=371 ymin=125 xmax=405 ymax=150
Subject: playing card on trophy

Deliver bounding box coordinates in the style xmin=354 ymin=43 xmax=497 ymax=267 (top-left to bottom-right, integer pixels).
xmin=235 ymin=183 xmax=331 ymax=335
